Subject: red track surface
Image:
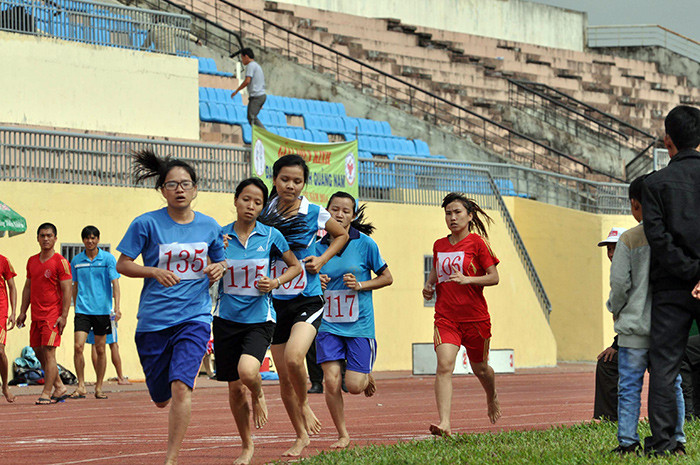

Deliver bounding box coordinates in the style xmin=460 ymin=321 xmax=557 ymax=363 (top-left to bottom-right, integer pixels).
xmin=1 ymin=364 xmax=644 ymax=464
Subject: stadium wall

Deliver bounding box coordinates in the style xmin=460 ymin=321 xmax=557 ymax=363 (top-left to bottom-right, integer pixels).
xmin=0 ymin=32 xmax=199 ymax=139
xmin=275 ymin=0 xmax=586 ymax=51
xmin=511 ymin=198 xmax=638 ymax=361
xmin=1 ymin=182 xmax=557 ymax=382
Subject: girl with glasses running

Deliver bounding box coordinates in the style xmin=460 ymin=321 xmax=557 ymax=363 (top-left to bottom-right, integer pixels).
xmin=116 ymin=150 xmax=227 ymax=465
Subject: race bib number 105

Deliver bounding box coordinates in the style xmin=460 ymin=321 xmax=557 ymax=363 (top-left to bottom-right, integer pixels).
xmin=158 ymin=242 xmax=209 ymax=280
xmin=323 ymin=290 xmax=359 ymax=323
xmin=222 ymin=259 xmax=268 ymax=296
xmin=436 ymin=252 xmax=464 ymax=283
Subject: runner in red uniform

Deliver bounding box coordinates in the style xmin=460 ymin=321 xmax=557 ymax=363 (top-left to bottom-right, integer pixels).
xmin=423 ymin=193 xmax=501 ymax=436
xmin=17 ymin=223 xmax=72 ymax=405
xmin=0 ymin=253 xmax=18 ymax=402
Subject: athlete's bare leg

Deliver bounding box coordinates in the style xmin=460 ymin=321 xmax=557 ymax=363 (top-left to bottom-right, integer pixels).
xmin=470 ymin=359 xmax=501 ymax=424
xmin=157 ymin=380 xmax=192 ymax=465
xmin=285 ymin=322 xmax=322 ymax=435
xmin=431 ymin=343 xmax=459 ymax=437
xmin=0 ymin=344 xmax=15 ymax=402
xmin=238 ymin=354 xmax=267 ymax=429
xmin=271 ymin=343 xmax=310 ymax=457
xmin=108 ymin=342 xmax=131 ymax=384
xmin=72 ymin=332 xmax=89 ymax=396
xmin=228 ymin=380 xmax=254 ymax=465
xmin=322 ymin=361 xmax=350 ymax=449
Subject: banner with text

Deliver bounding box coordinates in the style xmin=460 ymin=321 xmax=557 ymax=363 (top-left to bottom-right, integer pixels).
xmin=251 ymin=126 xmax=359 ymax=205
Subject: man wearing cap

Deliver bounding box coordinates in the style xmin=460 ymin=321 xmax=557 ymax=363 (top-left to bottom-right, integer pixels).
xmin=593 ymin=227 xmax=627 ymax=421
xmin=642 ymin=105 xmax=700 ymax=456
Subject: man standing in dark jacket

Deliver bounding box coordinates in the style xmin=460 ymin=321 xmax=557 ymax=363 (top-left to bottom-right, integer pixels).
xmin=642 ymin=105 xmax=700 ymax=456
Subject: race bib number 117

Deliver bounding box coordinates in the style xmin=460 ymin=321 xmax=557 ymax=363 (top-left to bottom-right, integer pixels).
xmin=323 ymin=290 xmax=359 ymax=323
xmin=158 ymin=242 xmax=209 ymax=280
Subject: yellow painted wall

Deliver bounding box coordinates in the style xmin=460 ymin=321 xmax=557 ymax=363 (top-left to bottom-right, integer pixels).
xmin=511 ymin=198 xmax=638 ymax=361
xmin=0 ymin=32 xmax=199 ymax=139
xmin=1 ymin=181 xmax=557 ymax=382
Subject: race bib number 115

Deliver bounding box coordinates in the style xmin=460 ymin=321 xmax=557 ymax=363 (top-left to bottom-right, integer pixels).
xmin=222 ymin=259 xmax=268 ymax=296
xmin=158 ymin=242 xmax=209 ymax=280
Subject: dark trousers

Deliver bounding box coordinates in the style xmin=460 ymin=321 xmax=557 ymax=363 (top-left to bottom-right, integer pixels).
xmin=247 ymin=95 xmax=266 ymax=129
xmin=306 ymin=338 xmax=323 ymax=385
xmin=645 ymin=290 xmax=700 ymax=454
xmin=680 ymin=335 xmax=700 ymax=419
xmin=594 ymin=352 xmax=618 ymax=421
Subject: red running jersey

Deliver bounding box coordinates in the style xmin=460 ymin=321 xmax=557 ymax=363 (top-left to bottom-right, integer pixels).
xmin=433 ymin=234 xmax=499 ymax=322
xmin=26 ymin=253 xmax=72 ymax=320
xmin=0 ymin=254 xmax=17 ymax=317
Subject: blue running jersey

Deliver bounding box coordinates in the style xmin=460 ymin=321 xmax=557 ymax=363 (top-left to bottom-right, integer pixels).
xmin=216 ymin=221 xmax=290 ymax=324
xmin=268 ymin=196 xmax=330 ymax=300
xmin=117 ymin=208 xmax=225 ymax=332
xmin=71 ymin=249 xmax=120 ymax=316
xmin=317 ymin=227 xmax=387 ymax=338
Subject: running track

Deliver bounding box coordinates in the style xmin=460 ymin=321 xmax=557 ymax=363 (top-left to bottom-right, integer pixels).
xmin=1 ymin=364 xmax=642 ymax=464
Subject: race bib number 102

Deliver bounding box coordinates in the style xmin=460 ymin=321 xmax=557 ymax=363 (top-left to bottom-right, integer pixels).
xmin=158 ymin=242 xmax=209 ymax=280
xmin=270 ymin=259 xmax=307 ymax=296
xmin=436 ymin=252 xmax=464 ymax=283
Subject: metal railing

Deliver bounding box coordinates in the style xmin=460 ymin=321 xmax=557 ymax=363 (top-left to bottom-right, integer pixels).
xmin=588 ymin=25 xmax=700 ymax=64
xmin=129 ymin=0 xmax=619 ymax=181
xmin=0 ymin=126 xmax=249 ymax=191
xmin=359 ymin=157 xmax=552 ymax=319
xmin=507 ymin=79 xmax=657 ymax=157
xmin=0 ymin=0 xmax=192 ymax=55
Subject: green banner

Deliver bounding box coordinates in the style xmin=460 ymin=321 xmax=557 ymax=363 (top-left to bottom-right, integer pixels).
xmin=251 ymin=126 xmax=359 ymax=205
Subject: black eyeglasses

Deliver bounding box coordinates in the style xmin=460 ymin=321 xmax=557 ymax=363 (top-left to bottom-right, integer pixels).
xmin=163 ymin=181 xmax=195 ymax=191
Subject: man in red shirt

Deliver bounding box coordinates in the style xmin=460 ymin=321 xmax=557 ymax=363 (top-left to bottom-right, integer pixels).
xmin=0 ymin=253 xmax=18 ymax=403
xmin=17 ymin=223 xmax=72 ymax=404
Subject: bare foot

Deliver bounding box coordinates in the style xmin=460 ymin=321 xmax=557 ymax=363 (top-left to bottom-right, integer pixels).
xmin=233 ymin=445 xmax=254 ymax=464
xmin=117 ymin=378 xmax=131 ymax=385
xmin=487 ymin=393 xmax=501 ymax=424
xmin=3 ymin=387 xmax=16 ymax=403
xmin=330 ymin=437 xmax=350 ymax=449
xmin=282 ymin=436 xmax=310 ymax=457
xmin=364 ymin=374 xmax=376 ymax=397
xmin=429 ymin=423 xmax=451 ymax=437
xmin=302 ymin=402 xmax=322 ymax=435
xmin=51 ymin=386 xmax=68 ymax=401
xmin=252 ymin=390 xmax=268 ymax=429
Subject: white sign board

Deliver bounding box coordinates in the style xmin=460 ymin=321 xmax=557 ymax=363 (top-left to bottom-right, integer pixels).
xmin=412 ymin=343 xmax=515 ymax=375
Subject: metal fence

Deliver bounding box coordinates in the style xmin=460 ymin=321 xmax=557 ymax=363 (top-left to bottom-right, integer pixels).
xmin=358 ymin=157 xmax=552 ymax=319
xmin=0 ymin=126 xmax=249 ymax=192
xmin=588 ymin=25 xmax=700 ymax=64
xmin=0 ymin=0 xmax=192 ymax=55
xmin=368 ymin=158 xmax=630 ymax=215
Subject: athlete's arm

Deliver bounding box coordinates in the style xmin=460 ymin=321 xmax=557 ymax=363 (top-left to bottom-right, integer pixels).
xmin=55 ymin=278 xmax=72 ymax=335
xmin=16 ymin=278 xmax=31 ymax=327
xmin=112 ymin=279 xmax=121 ymax=321
xmin=258 ymin=250 xmax=301 ymax=293
xmin=72 ymin=282 xmax=78 ymax=307
xmin=203 ymin=260 xmax=227 ymax=285
xmin=6 ymin=276 xmax=16 ymax=330
xmin=693 ymin=280 xmax=700 ymax=300
xmin=422 ymin=267 xmax=437 ymax=300
xmin=343 ymin=267 xmax=393 ymax=291
xmin=303 ymin=218 xmax=349 ymax=274
xmin=448 ymin=264 xmax=499 ymax=287
xmin=116 ymin=253 xmax=180 ymax=288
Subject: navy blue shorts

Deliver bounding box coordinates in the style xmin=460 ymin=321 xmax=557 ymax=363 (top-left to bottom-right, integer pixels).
xmin=316 ymin=332 xmax=377 ymax=374
xmin=135 ymin=321 xmax=210 ymax=403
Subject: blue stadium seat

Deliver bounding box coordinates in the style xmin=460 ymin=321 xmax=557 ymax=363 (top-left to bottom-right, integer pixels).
xmin=199 ymin=102 xmax=212 ymax=121
xmin=379 ymin=121 xmax=391 ymax=135
xmin=312 ymin=131 xmax=329 ymax=143
xmin=343 ymin=117 xmax=360 ymax=135
xmin=209 ymin=103 xmax=227 ymax=123
xmin=198 ymin=87 xmax=208 ymax=102
xmin=265 ymin=95 xmax=282 ymax=111
xmin=361 ymin=158 xmax=397 ymax=190
xmin=414 ymin=139 xmax=431 ymax=157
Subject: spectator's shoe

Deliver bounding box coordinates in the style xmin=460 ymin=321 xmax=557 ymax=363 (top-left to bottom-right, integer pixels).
xmin=307 ymin=382 xmax=323 ymax=394
xmin=672 ymin=443 xmax=686 ymax=456
xmin=612 ymin=442 xmax=641 ymax=455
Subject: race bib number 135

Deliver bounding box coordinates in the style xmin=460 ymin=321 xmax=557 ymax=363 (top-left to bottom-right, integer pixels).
xmin=158 ymin=242 xmax=209 ymax=280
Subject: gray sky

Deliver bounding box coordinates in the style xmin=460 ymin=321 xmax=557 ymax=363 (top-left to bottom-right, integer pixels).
xmin=532 ymin=0 xmax=699 ymax=42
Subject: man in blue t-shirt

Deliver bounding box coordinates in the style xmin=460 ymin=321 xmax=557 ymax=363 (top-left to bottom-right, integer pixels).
xmin=70 ymin=226 xmax=120 ymax=400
